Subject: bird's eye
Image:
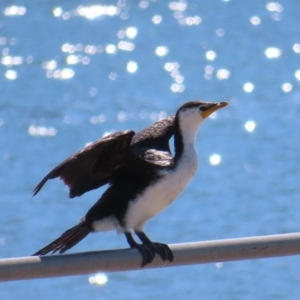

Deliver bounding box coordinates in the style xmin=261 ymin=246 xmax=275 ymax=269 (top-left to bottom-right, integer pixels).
xmin=199 ymin=106 xmax=205 ymax=112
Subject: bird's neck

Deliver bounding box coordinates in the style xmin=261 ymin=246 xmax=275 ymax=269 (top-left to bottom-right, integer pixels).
xmin=174 ymin=116 xmax=200 ymax=162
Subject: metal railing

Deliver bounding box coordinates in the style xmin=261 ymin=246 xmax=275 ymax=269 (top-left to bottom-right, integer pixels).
xmin=1 ymin=232 xmax=300 ymax=282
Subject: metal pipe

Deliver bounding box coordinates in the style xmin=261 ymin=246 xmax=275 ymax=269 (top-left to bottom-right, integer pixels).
xmin=1 ymin=232 xmax=300 ymax=282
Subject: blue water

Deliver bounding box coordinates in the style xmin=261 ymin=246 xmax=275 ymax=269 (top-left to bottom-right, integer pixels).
xmin=1 ymin=0 xmax=300 ymax=298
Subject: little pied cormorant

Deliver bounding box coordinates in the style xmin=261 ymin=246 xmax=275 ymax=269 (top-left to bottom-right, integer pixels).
xmin=33 ymin=101 xmax=228 ymax=267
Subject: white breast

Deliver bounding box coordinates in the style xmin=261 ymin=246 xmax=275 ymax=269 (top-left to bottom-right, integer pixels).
xmin=124 ymin=150 xmax=198 ymax=231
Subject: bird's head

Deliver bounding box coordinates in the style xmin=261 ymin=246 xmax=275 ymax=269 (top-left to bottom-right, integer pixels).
xmin=173 ymin=101 xmax=228 ymax=158
xmin=176 ymin=101 xmax=228 ymax=133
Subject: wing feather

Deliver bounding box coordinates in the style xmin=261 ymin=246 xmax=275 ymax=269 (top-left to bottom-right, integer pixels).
xmin=33 ymin=130 xmax=135 ymax=198
xmin=131 ymin=115 xmax=175 ymax=163
xmin=33 ymin=116 xmax=175 ymax=198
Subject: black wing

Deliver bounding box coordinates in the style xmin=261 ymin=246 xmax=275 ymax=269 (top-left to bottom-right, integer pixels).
xmin=131 ymin=115 xmax=175 ymax=157
xmin=33 ymin=130 xmax=135 ymax=198
xmin=33 ymin=116 xmax=175 ymax=198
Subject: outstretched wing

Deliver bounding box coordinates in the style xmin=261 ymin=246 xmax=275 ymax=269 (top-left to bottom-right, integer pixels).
xmin=33 ymin=130 xmax=135 ymax=198
xmin=33 ymin=115 xmax=175 ymax=198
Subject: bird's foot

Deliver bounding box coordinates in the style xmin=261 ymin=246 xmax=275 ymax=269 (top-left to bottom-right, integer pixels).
xmin=131 ymin=243 xmax=156 ymax=267
xmin=131 ymin=242 xmax=173 ymax=267
xmin=143 ymin=242 xmax=174 ymax=262
xmin=125 ymin=232 xmax=174 ymax=267
xmin=133 ymin=231 xmax=174 ymax=264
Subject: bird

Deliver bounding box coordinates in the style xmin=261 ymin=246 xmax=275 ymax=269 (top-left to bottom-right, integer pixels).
xmin=33 ymin=101 xmax=228 ymax=267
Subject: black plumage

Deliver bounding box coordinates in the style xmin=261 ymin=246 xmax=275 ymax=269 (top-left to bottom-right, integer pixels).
xmin=33 ymin=115 xmax=175 ymax=199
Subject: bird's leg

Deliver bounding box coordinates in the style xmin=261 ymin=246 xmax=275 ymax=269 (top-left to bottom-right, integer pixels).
xmin=134 ymin=230 xmax=174 ymax=263
xmin=124 ymin=232 xmax=155 ymax=267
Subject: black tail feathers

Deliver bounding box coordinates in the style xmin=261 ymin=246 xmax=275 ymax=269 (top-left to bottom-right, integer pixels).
xmin=33 ymin=222 xmax=91 ymax=256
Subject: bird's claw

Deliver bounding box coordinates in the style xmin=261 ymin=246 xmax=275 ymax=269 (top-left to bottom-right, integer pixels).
xmin=133 ymin=242 xmax=173 ymax=267
xmin=132 ymin=244 xmax=155 ymax=267
xmin=146 ymin=242 xmax=174 ymax=262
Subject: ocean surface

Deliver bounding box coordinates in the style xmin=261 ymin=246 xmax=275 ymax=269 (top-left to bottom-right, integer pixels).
xmin=1 ymin=0 xmax=300 ymax=299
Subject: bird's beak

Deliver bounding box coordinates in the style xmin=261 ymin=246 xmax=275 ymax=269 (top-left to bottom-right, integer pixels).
xmin=201 ymin=101 xmax=228 ymax=118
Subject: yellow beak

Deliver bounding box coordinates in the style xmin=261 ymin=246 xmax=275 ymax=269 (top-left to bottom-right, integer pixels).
xmin=201 ymin=101 xmax=228 ymax=118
